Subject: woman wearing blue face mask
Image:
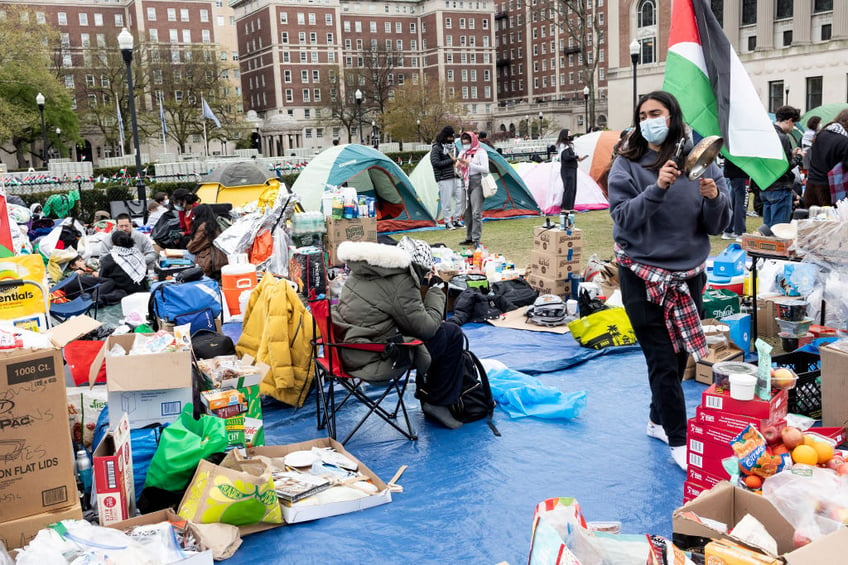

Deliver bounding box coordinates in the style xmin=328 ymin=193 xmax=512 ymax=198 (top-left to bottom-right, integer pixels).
xmin=607 ymin=91 xmax=731 ymax=472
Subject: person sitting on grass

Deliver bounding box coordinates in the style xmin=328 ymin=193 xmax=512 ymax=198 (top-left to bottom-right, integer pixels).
xmin=186 ymin=204 xmax=228 ymax=279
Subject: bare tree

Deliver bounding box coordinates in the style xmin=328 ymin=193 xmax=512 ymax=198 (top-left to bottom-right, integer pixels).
xmin=353 ymin=42 xmax=402 ymax=137
xmin=540 ymin=0 xmax=603 ymax=130
xmin=315 ymin=65 xmax=362 ymax=143
xmin=383 ymin=81 xmax=466 ymax=144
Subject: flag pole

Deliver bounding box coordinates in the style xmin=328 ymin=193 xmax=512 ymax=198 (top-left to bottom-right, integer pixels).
xmin=201 ymin=94 xmax=209 ymax=158
xmin=159 ymin=92 xmax=168 ymax=154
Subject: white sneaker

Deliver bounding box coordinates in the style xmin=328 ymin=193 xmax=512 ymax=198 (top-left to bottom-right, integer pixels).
xmin=670 ymin=445 xmax=688 ymax=471
xmin=721 ymin=232 xmax=735 ymax=240
xmin=646 ymin=421 xmax=669 ymax=444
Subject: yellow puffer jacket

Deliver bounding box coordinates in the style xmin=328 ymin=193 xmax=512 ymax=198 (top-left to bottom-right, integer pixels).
xmin=236 ymin=275 xmax=315 ymax=407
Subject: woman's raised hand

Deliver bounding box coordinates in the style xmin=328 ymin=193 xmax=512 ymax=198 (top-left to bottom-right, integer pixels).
xmin=698 ymin=177 xmax=719 ymax=200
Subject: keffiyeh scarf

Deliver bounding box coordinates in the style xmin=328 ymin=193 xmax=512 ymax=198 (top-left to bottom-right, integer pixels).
xmin=112 ymin=245 xmax=147 ymax=284
xmin=614 ymin=244 xmax=708 ymax=361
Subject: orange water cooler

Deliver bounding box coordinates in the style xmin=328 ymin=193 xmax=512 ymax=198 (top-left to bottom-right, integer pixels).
xmin=221 ymin=263 xmax=258 ymax=315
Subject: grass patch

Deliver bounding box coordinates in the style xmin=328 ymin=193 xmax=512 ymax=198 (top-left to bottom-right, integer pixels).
xmin=409 ymin=210 xmax=763 ymax=268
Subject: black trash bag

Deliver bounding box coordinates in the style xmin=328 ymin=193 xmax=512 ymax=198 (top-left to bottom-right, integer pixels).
xmin=449 ymin=288 xmax=510 ymax=325
xmin=491 ymin=277 xmax=538 ymax=311
xmin=151 ymin=210 xmax=185 ymax=248
xmin=578 ymin=287 xmax=608 ymax=318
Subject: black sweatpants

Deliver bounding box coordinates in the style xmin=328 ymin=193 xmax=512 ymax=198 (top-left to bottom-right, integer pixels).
xmin=618 ymin=267 xmax=706 ymax=447
xmin=560 ymin=167 xmax=578 ymax=211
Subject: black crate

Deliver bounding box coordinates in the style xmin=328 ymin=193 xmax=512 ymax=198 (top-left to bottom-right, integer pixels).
xmin=771 ymin=351 xmax=821 ymax=419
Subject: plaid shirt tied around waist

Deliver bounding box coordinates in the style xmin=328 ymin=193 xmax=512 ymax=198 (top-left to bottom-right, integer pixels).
xmin=614 ymin=244 xmax=708 ymax=361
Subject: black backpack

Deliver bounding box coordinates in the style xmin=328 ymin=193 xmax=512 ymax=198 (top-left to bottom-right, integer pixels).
xmin=449 ymin=337 xmax=500 ymax=436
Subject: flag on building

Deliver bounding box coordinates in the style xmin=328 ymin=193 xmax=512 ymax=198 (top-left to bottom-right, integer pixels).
xmin=158 ymin=92 xmax=168 ymax=135
xmin=663 ymin=0 xmax=788 ymax=189
xmin=201 ymin=97 xmax=221 ymax=128
xmin=116 ymin=99 xmax=125 ymax=147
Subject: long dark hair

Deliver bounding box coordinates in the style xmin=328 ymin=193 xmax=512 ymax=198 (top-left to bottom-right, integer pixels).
xmin=619 ymin=90 xmax=687 ymax=172
xmin=190 ymin=204 xmax=220 ymax=243
xmin=555 ymin=129 xmax=571 ymax=146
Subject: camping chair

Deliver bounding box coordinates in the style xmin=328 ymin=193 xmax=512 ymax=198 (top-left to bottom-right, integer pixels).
xmin=310 ymin=298 xmax=419 ymax=445
xmin=49 ymin=273 xmax=101 ymax=323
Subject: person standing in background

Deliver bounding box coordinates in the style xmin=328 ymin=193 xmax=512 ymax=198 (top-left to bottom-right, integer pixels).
xmin=555 ymin=129 xmax=587 ymax=213
xmin=430 ymin=126 xmax=463 ymax=230
xmin=607 ymin=91 xmax=731 ymax=472
xmin=801 ymin=116 xmax=821 ymax=173
xmin=457 ymin=132 xmax=489 ymax=247
xmin=760 ymin=106 xmax=802 ymax=227
xmin=722 ymin=159 xmax=749 ymax=240
xmin=805 ymin=110 xmax=848 ymax=207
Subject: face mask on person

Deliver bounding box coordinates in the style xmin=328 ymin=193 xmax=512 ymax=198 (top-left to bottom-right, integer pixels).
xmin=462 ymin=143 xmax=471 ymax=151
xmin=175 ymin=205 xmax=184 ymax=211
xmin=640 ymin=116 xmax=669 ymax=145
xmin=163 ymin=199 xmax=169 ymax=207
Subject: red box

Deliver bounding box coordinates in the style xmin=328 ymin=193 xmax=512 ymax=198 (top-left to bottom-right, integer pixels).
xmin=683 ymin=480 xmax=708 ymax=504
xmin=92 ymin=413 xmax=135 ymax=526
xmin=806 ymin=427 xmax=847 ymax=447
xmin=687 ymin=423 xmax=735 ymax=479
xmin=692 ymin=410 xmax=787 ymax=445
xmin=701 ymin=384 xmax=788 ymax=421
xmin=687 ymin=465 xmax=728 ymax=489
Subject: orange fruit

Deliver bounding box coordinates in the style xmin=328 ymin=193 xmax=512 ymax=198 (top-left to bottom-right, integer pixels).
xmin=743 ymin=475 xmax=763 ymax=490
xmin=811 ymin=440 xmax=834 ymax=465
xmin=803 ymin=434 xmax=817 ymax=446
xmin=773 ymin=444 xmax=790 ymax=456
xmin=792 ymin=444 xmax=818 ymax=466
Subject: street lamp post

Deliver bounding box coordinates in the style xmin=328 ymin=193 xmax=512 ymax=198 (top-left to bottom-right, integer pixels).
xmin=416 ymin=119 xmax=421 ymax=143
xmin=354 ymin=89 xmax=363 ymax=143
xmin=371 ymin=120 xmax=378 ymax=149
xmin=55 ymin=128 xmax=62 ymax=159
xmin=785 ymin=87 xmax=790 ymax=105
xmin=583 ymin=86 xmax=590 ymax=134
xmin=538 ymin=111 xmax=543 ymax=140
xmin=118 ymin=28 xmax=147 ymax=222
xmin=630 ymin=39 xmax=640 ymax=109
xmin=36 ymin=93 xmax=46 ymax=167
xmin=524 ymin=114 xmax=529 ymax=138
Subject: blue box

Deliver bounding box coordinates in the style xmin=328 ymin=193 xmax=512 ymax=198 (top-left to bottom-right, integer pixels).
xmin=713 ymin=243 xmax=746 ymax=278
xmin=721 ymin=312 xmax=751 ymax=353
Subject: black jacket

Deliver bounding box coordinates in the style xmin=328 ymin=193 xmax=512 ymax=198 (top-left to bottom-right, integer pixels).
xmin=430 ymin=143 xmax=457 ymax=182
xmin=808 ymin=128 xmax=848 ymax=185
xmin=99 ymin=254 xmax=150 ymax=295
xmin=764 ymin=123 xmax=795 ymax=191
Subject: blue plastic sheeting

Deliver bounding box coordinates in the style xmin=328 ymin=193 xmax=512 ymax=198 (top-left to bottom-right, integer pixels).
xmin=484 ymin=359 xmax=588 ymax=419
xmin=224 ymin=323 xmax=704 ymax=564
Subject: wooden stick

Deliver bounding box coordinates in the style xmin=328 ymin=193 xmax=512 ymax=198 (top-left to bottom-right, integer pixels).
xmin=386 ymin=465 xmax=408 ymax=493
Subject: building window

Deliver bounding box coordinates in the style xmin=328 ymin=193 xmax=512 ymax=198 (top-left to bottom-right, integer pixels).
xmin=94 ymin=13 xmax=103 ymax=26
xmin=280 ymin=12 xmax=288 ymax=23
xmin=806 ymin=76 xmax=823 ymax=109
xmin=814 ymin=0 xmax=833 ymax=13
xmin=783 ymin=30 xmax=792 ymax=46
xmin=314 ymin=88 xmax=321 ymax=101
xmin=79 ymin=13 xmax=88 ymax=26
xmin=180 ymin=9 xmax=189 ymax=22
xmin=741 ymin=0 xmax=756 ymax=25
xmin=445 ymin=17 xmax=452 ymax=29
xmin=302 ymin=89 xmax=310 ymax=102
xmin=747 ymin=35 xmax=757 ymax=51
xmin=640 ymin=38 xmax=656 ymax=64
xmin=200 ymin=10 xmax=209 ymax=22
xmin=326 ymin=14 xmax=333 ymax=25
xmin=776 ymin=0 xmax=792 ymax=19
xmin=147 ymin=8 xmax=155 ymax=21
xmin=115 ymin=14 xmax=123 ymax=27
xmin=285 ymin=89 xmax=293 ymax=102
xmin=768 ymin=80 xmax=784 ymax=113
xmin=284 ymin=70 xmax=292 ymax=82
xmin=637 ymin=0 xmax=655 ymax=27
xmin=167 ymin=8 xmax=176 ymax=21
xmin=821 ymin=24 xmax=832 ymax=41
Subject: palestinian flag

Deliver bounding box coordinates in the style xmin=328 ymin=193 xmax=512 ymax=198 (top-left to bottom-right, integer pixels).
xmin=0 ymin=186 xmax=15 ymax=257
xmin=663 ymin=0 xmax=788 ymax=189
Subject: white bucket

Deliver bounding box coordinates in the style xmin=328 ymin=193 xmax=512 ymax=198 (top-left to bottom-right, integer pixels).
xmin=729 ymin=373 xmax=757 ymax=401
xmin=121 ymin=292 xmax=150 ymax=319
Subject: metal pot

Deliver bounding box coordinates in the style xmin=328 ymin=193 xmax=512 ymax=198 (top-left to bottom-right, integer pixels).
xmin=684 ymin=135 xmax=724 ymax=180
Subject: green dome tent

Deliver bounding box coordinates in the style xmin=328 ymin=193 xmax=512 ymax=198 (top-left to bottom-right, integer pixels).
xmin=409 ymin=143 xmax=540 ymax=223
xmin=290 ymin=144 xmax=436 ymax=232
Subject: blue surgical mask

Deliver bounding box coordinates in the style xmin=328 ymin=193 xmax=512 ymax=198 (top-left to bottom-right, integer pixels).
xmin=175 ymin=205 xmax=184 ymax=211
xmin=163 ymin=199 xmax=169 ymax=207
xmin=640 ymin=116 xmax=669 ymax=145
xmin=462 ymin=144 xmax=471 ymax=151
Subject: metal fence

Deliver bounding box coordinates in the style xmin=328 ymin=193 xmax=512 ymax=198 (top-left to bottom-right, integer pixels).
xmin=1 ymin=178 xmax=94 ymax=197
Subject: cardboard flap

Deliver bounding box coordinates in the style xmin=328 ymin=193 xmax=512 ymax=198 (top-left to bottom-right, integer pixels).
xmin=784 ymin=528 xmax=848 ymax=564
xmin=47 ymin=315 xmax=102 ymax=348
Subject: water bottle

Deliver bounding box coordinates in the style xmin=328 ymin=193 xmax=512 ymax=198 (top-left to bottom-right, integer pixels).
xmin=559 ymin=212 xmax=567 ymax=231
xmin=568 ymin=211 xmax=576 ymax=229
xmin=75 ymin=449 xmax=92 ymax=510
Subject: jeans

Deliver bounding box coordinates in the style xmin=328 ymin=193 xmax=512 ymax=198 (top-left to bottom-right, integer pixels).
xmin=438 ymin=178 xmax=462 ymax=224
xmin=729 ymin=177 xmax=747 ymax=235
xmin=760 ymin=189 xmax=793 ymax=228
xmin=619 ymin=267 xmax=706 ymax=447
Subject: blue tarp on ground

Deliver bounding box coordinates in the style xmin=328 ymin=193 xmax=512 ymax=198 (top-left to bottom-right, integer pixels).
xmin=223 ymin=322 xmax=704 ymax=564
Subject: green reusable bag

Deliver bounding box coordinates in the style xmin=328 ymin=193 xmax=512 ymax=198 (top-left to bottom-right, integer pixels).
xmin=702 ymin=288 xmax=741 ymax=319
xmin=144 ymin=403 xmax=229 ymax=492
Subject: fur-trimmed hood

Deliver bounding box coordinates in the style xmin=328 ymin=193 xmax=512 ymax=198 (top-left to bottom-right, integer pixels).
xmin=337 ymin=241 xmax=412 ymax=277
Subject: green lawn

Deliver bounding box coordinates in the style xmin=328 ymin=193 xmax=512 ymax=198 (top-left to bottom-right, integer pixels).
xmin=409 ymin=209 xmax=763 ymax=269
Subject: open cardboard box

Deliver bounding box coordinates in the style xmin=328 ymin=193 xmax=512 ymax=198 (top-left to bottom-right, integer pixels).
xmin=673 ymin=481 xmax=848 ymax=563
xmin=0 ymin=315 xmax=101 ymax=523
xmin=246 ymin=437 xmax=393 ymax=524
xmin=108 ymin=508 xmax=213 ymax=564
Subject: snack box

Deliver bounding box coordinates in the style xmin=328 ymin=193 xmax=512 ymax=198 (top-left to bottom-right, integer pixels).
xmin=701 ymin=384 xmax=788 ymax=421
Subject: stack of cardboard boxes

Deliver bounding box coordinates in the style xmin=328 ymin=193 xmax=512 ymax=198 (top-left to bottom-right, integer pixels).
xmin=0 ymin=318 xmax=100 ymax=550
xmin=525 ymin=225 xmax=583 ymax=299
xmin=684 ymin=385 xmax=789 ymax=503
xmin=325 ymin=217 xmax=378 ymax=266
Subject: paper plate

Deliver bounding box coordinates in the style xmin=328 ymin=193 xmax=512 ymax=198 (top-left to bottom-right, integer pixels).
xmin=770 ymin=223 xmax=797 ymax=239
xmin=284 ymin=450 xmax=319 ymax=468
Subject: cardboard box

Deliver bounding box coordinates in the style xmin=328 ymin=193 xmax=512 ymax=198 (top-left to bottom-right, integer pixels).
xmin=740 ymin=233 xmax=795 ymax=257
xmin=524 ymin=272 xmax=572 ymax=299
xmin=721 ymin=313 xmax=752 ymax=353
xmin=687 ymin=424 xmax=735 ymax=479
xmin=696 ymin=406 xmax=782 ymax=433
xmin=91 ymin=333 xmax=193 ymax=429
xmin=198 ymin=356 xmax=268 ymax=448
xmin=695 ymin=342 xmax=745 ymax=385
xmin=0 ymin=316 xmax=100 ymax=522
xmin=701 ymin=384 xmax=788 ymax=421
xmin=532 ymin=226 xmax=583 ymax=256
xmin=756 ymin=295 xmax=783 ymax=339
xmin=683 ymin=480 xmax=707 ymax=504
xmin=0 ymin=504 xmax=82 ymax=550
xmin=529 ymin=250 xmax=582 ymax=280
xmin=673 ymin=481 xmax=848 ymax=563
xmin=108 ymin=509 xmax=214 ymax=564
xmin=819 ymin=340 xmax=848 ymax=428
xmin=687 ymin=465 xmax=728 ymax=490
xmin=705 ymin=539 xmax=781 ymax=564
xmin=92 ymin=413 xmax=135 ymax=526
xmin=325 ymin=217 xmax=378 ymax=266
xmin=246 ymin=437 xmax=392 ymax=524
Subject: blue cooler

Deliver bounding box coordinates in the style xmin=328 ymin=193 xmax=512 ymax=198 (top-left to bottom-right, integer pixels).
xmin=713 ymin=243 xmax=746 ymax=278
